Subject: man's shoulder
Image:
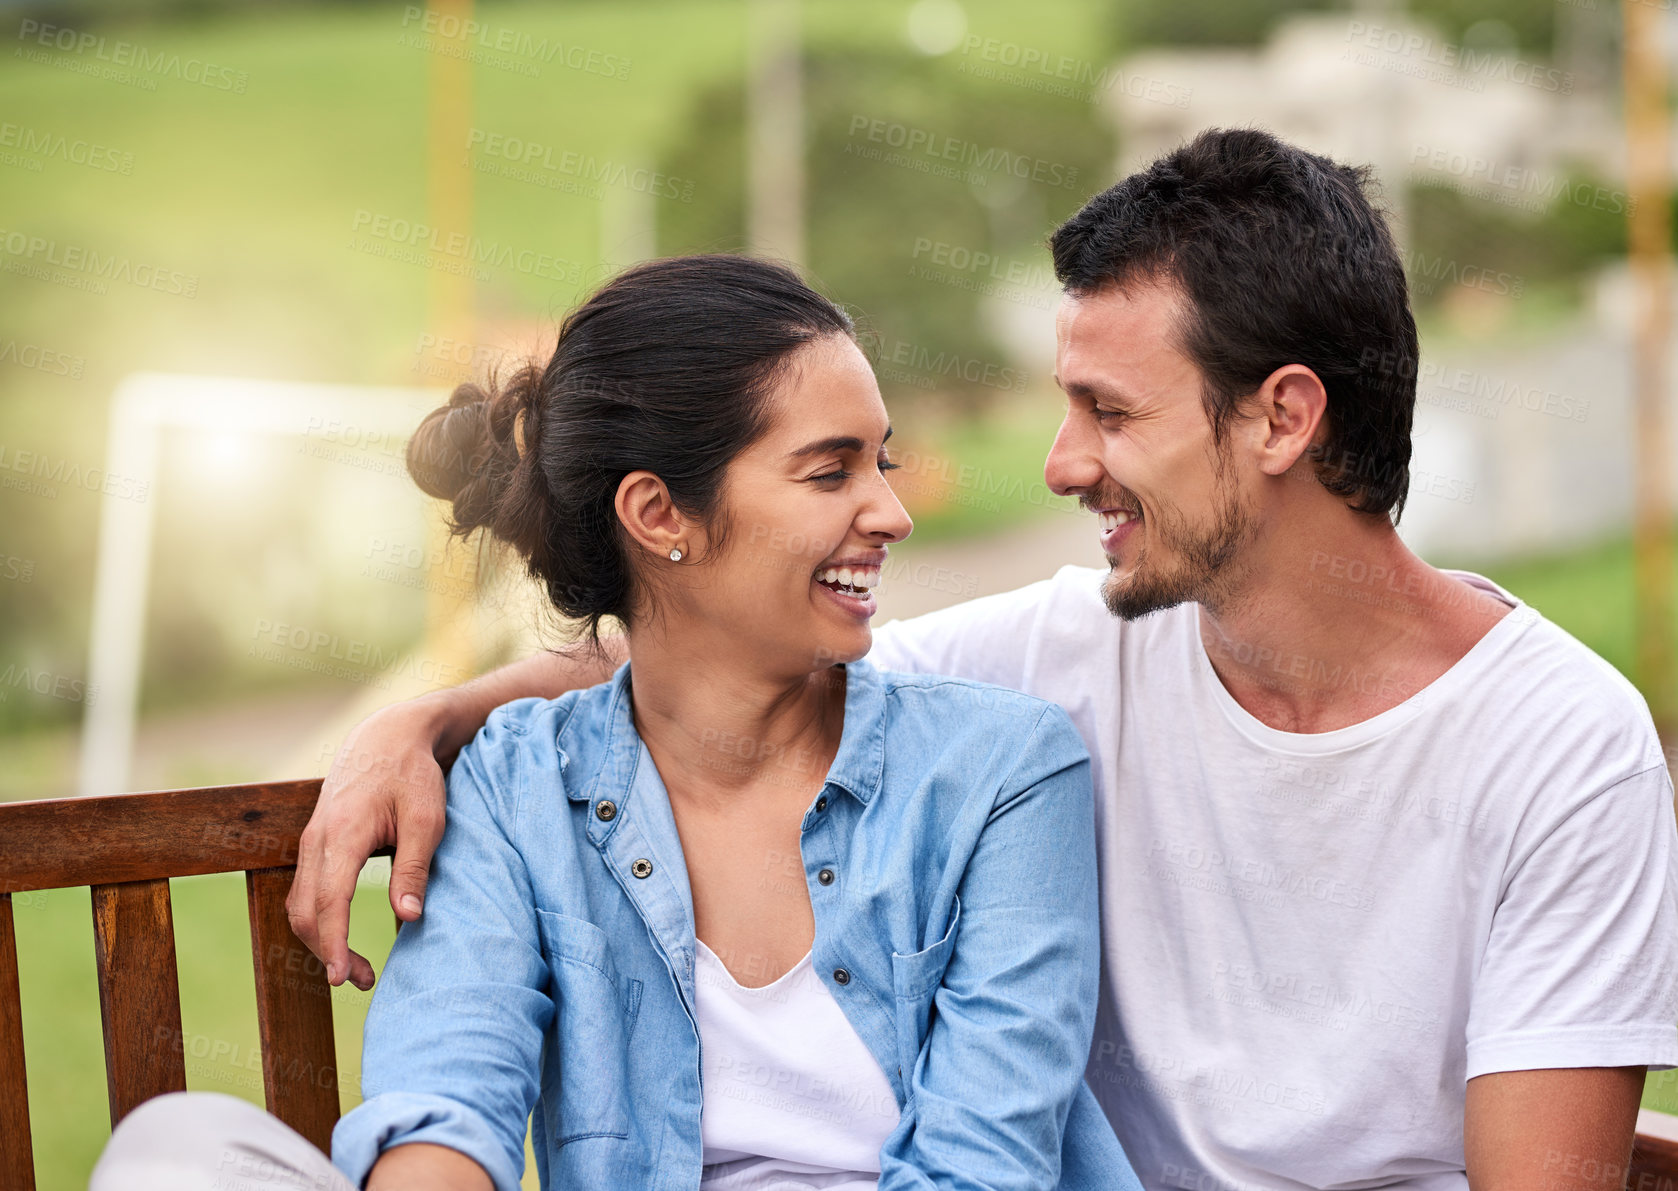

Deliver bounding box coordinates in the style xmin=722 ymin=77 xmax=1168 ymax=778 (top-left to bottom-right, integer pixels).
xmin=880 ymin=562 xmax=1175 ymax=646
xmin=1016 ymin=564 xmax=1197 ymax=667
xmin=1447 ymin=572 xmax=1665 ymax=776
xmin=1518 ymin=617 xmax=1664 ymax=770
xmin=869 ymin=561 xmax=1194 ymax=696
xmin=1015 ymin=562 xmax=1117 ymax=621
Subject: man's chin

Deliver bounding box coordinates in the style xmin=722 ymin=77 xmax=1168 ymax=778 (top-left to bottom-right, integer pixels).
xmin=1100 ymin=566 xmax=1192 ymax=622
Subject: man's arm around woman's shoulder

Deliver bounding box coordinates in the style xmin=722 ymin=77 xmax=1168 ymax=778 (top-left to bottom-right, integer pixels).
xmin=286 ymin=638 xmax=625 ymax=989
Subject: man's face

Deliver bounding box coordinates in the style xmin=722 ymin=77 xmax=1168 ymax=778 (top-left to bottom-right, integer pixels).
xmin=1046 ymin=281 xmax=1259 ymax=620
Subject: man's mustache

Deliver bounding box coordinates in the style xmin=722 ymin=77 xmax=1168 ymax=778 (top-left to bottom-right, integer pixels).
xmin=1080 ymin=490 xmax=1142 ymax=517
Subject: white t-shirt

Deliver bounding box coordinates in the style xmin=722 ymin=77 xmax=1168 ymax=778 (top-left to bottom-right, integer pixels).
xmin=868 ymin=564 xmax=1678 ymax=1191
xmin=695 ymin=941 xmax=901 ymax=1190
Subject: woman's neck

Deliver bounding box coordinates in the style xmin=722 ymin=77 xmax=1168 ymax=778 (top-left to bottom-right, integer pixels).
xmin=623 ymin=638 xmax=847 ymax=805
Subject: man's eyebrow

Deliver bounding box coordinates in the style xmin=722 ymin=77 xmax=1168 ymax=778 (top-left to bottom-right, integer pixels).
xmin=787 ymin=426 xmax=893 ymax=459
xmin=1054 ymin=375 xmax=1136 ymax=406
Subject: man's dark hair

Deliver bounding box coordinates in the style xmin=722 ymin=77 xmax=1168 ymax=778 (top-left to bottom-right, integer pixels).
xmin=1050 ymin=127 xmax=1419 ymax=520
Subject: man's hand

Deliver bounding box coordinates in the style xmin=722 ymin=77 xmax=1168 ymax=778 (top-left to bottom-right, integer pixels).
xmin=1465 ymin=1066 xmax=1645 ymax=1191
xmin=286 ymin=697 xmax=451 ymax=990
xmin=284 ymin=641 xmax=627 ymax=988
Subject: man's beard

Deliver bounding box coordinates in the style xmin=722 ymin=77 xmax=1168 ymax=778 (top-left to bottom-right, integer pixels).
xmin=1099 ymin=469 xmax=1257 ymax=621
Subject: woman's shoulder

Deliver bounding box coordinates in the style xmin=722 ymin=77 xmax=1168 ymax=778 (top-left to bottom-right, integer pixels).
xmin=873 ymin=663 xmax=1066 ymax=718
xmin=452 ymin=672 xmax=625 ymax=805
xmin=481 ymin=673 xmax=619 ymax=740
xmin=857 ymin=662 xmax=1094 ymax=832
xmin=867 ymin=663 xmax=1087 ymax=765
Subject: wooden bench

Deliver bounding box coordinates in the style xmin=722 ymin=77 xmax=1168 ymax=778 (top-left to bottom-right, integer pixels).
xmin=2 ymin=780 xmax=1678 ymax=1191
xmin=0 ymin=779 xmax=338 ymax=1191
xmin=1634 ymin=1111 xmax=1678 ymax=1189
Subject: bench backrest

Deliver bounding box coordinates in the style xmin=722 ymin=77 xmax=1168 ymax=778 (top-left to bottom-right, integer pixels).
xmin=0 ymin=780 xmax=336 ymax=1191
xmin=1634 ymin=1132 xmax=1678 ymax=1190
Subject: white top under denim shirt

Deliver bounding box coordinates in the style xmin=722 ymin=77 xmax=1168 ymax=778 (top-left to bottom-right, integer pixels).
xmin=692 ymin=939 xmax=902 ymax=1187
xmin=332 ymin=657 xmax=1144 ymax=1191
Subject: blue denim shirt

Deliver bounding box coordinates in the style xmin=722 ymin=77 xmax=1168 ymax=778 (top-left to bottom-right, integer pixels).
xmin=332 ymin=658 xmax=1142 ymax=1191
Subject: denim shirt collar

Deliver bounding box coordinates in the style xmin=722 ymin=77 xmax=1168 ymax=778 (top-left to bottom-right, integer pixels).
xmin=564 ymin=656 xmax=888 ymax=817
xmin=552 ymin=657 xmax=888 ymax=1007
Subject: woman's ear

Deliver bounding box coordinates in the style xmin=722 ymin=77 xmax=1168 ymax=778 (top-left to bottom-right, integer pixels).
xmin=615 ymin=470 xmax=691 ymax=558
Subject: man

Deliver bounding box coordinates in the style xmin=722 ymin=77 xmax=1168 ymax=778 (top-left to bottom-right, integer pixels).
xmin=289 ymin=128 xmax=1678 ymax=1190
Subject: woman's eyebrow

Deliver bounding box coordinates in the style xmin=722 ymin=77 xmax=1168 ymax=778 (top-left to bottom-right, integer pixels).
xmin=787 ymin=426 xmax=894 ymax=459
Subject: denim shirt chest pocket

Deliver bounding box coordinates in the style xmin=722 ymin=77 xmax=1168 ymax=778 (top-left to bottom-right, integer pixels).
xmin=887 ymin=895 xmax=961 ymax=1093
xmin=535 ymin=908 xmax=644 ymax=1146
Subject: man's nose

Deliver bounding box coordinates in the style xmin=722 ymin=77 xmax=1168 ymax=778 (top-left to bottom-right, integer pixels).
xmin=1045 ymin=411 xmax=1105 ymax=497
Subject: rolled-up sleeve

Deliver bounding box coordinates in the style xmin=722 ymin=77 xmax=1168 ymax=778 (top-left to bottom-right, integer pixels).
xmin=879 ymin=703 xmax=1122 ymax=1191
xmin=331 ymin=705 xmax=551 ymax=1191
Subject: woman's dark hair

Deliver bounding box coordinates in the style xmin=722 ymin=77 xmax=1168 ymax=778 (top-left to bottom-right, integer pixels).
xmin=406 ymin=254 xmax=855 ymax=643
xmin=1050 ymin=127 xmax=1419 ymax=521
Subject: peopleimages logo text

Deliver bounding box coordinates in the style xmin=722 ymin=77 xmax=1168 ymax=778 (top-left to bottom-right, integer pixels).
xmin=846 ymin=116 xmax=1081 ymax=190
xmin=16 ymin=19 xmax=248 ymax=92
xmin=397 ymin=7 xmax=630 ymax=79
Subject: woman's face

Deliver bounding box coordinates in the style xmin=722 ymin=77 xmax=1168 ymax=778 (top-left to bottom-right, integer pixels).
xmin=677 ymin=334 xmax=912 ymax=675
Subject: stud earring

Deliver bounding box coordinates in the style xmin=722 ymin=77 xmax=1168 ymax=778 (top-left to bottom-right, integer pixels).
xmin=669 ymin=547 xmax=683 ymax=562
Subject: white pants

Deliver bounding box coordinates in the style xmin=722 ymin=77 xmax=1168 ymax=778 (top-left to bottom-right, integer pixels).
xmin=90 ymin=1091 xmax=354 ymax=1191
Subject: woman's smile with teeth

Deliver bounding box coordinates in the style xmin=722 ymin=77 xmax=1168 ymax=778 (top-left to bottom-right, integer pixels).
xmin=815 ymin=565 xmax=880 ymax=594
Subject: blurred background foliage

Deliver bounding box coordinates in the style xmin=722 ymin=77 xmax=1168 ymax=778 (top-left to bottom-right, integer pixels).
xmin=0 ymin=0 xmax=1641 ymax=742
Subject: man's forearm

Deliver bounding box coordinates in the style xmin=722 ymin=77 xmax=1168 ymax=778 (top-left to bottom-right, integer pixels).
xmin=417 ymin=636 xmax=627 ymax=763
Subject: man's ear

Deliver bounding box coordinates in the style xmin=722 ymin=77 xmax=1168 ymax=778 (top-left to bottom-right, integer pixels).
xmin=614 ymin=470 xmax=692 ymax=559
xmin=1251 ymin=364 xmax=1328 ymax=478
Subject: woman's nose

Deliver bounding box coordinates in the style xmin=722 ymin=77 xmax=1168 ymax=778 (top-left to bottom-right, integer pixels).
xmin=867 ymin=470 xmax=913 ymax=542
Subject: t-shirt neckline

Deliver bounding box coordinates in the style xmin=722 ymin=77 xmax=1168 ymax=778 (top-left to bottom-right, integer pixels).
xmin=695 ymin=937 xmax=815 ymax=994
xmin=1187 ymin=569 xmax=1534 ymax=756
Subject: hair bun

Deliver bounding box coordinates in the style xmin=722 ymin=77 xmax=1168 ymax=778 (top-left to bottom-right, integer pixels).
xmin=406 ymin=380 xmax=514 ymax=535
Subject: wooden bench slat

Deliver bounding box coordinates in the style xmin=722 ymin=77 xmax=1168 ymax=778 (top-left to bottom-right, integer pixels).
xmin=0 ymin=894 xmax=35 ymax=1191
xmin=1632 ymin=1132 xmax=1678 ymax=1190
xmin=247 ymin=867 xmax=339 ymax=1153
xmin=91 ymin=880 xmax=186 ymax=1126
xmin=0 ymin=780 xmax=322 ymax=893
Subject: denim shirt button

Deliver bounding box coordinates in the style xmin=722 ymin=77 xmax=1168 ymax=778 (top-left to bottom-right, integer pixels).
xmin=815 ymin=795 xmax=828 ymax=812
xmin=832 ymin=967 xmax=850 ymax=985
xmin=817 ymin=868 xmax=835 ymax=886
xmin=595 ymin=800 xmax=617 ymax=822
xmin=631 ymin=858 xmax=653 ymax=879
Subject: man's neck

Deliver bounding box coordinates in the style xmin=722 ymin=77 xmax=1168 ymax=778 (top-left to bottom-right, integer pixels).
xmin=1195 ymin=508 xmax=1513 ymax=734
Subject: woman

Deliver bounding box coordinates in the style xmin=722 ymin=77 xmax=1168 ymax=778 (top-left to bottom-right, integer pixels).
xmin=93 ymin=255 xmax=1140 ymax=1191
